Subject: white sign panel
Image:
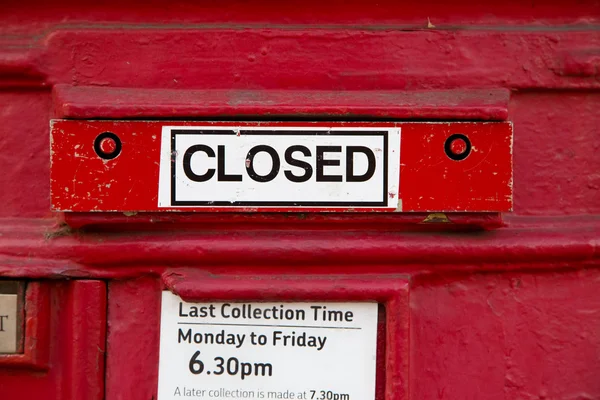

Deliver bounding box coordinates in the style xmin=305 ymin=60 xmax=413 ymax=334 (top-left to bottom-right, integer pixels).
xmin=158 ymin=126 xmax=400 ymax=209
xmin=158 ymin=292 xmax=378 ymax=400
xmin=0 ymin=294 xmax=18 ymax=353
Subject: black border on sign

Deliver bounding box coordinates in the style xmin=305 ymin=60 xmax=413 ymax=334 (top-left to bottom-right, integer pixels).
xmin=170 ymin=129 xmax=389 ymax=207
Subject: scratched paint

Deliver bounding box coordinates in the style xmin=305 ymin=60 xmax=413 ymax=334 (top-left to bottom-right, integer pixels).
xmin=50 ymin=121 xmax=512 ymax=213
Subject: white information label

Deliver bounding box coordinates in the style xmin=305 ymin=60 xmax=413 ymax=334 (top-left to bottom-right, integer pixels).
xmin=158 ymin=126 xmax=401 ymax=209
xmin=0 ymin=294 xmax=18 ymax=353
xmin=158 ymin=292 xmax=378 ymax=400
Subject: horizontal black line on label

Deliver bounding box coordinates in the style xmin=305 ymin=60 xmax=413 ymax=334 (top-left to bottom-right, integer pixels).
xmin=171 ymin=130 xmax=388 ymax=136
xmin=177 ymin=322 xmax=362 ymax=330
xmin=171 ymin=201 xmax=389 ymax=207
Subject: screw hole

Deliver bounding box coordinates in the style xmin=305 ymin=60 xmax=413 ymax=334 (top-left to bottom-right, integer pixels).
xmin=444 ymin=134 xmax=471 ymax=161
xmin=94 ymin=132 xmax=122 ymax=160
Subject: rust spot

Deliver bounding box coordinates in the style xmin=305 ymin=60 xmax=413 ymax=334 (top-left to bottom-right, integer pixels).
xmin=44 ymin=223 xmax=73 ymax=240
xmin=421 ymin=213 xmax=451 ymax=224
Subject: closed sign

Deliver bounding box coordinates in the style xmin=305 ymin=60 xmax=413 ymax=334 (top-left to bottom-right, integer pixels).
xmin=158 ymin=127 xmax=401 ymax=209
xmin=50 ymin=121 xmax=513 ymax=213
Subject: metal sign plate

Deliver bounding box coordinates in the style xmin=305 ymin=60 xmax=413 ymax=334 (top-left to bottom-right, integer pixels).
xmin=157 ymin=292 xmax=378 ymax=400
xmin=50 ymin=121 xmax=512 ymax=212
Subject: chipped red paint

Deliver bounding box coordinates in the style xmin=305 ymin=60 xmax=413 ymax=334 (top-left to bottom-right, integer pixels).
xmin=0 ymin=1 xmax=600 ymax=400
xmin=50 ymin=120 xmax=513 ymax=213
xmin=448 ymin=137 xmax=468 ymax=156
xmin=98 ymin=136 xmax=118 ymax=155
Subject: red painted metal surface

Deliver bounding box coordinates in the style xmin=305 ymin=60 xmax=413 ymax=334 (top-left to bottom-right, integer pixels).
xmin=50 ymin=120 xmax=512 ymax=213
xmin=0 ymin=280 xmax=106 ymax=399
xmin=1 ymin=1 xmax=600 ymax=400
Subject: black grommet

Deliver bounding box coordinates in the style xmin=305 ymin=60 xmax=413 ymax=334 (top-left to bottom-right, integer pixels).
xmin=444 ymin=133 xmax=471 ymax=161
xmin=93 ymin=132 xmax=122 ymax=160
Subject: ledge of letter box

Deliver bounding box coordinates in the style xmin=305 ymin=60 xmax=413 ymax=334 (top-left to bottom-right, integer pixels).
xmin=0 ymin=282 xmax=50 ymax=370
xmin=53 ymin=84 xmax=510 ymax=121
xmin=62 ymin=212 xmax=505 ymax=232
xmin=162 ymin=270 xmax=409 ymax=399
xmin=164 ymin=270 xmax=409 ymax=302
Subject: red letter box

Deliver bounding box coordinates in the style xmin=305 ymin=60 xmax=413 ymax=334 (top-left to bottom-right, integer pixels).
xmin=1 ymin=2 xmax=599 ymax=399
